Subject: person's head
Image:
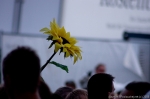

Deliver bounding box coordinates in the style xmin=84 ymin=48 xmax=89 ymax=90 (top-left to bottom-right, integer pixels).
xmin=51 ymin=93 xmax=63 ymax=99
xmin=65 ymin=81 xmax=76 ymax=89
xmin=87 ymin=73 xmax=115 ymax=99
xmin=66 ymin=89 xmax=88 ymax=99
xmin=38 ymin=79 xmax=52 ymax=99
xmin=2 ymin=47 xmax=40 ymax=94
xmin=95 ymin=64 xmax=106 ymax=73
xmin=120 ymin=81 xmax=150 ymax=99
xmin=54 ymin=87 xmax=73 ymax=99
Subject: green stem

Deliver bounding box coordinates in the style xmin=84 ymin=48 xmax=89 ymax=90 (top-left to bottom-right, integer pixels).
xmin=40 ymin=52 xmax=57 ymax=72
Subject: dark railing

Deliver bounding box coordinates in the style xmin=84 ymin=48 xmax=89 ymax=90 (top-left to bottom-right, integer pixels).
xmin=123 ymin=32 xmax=150 ymax=40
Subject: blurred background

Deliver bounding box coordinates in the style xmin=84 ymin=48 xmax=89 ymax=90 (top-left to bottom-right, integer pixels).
xmin=0 ymin=0 xmax=150 ymax=92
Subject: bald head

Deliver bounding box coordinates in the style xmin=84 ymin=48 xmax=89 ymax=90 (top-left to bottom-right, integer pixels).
xmin=95 ymin=64 xmax=106 ymax=73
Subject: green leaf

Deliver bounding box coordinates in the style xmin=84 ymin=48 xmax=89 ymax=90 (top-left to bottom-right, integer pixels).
xmin=46 ymin=36 xmax=53 ymax=41
xmin=49 ymin=41 xmax=56 ymax=49
xmin=49 ymin=61 xmax=69 ymax=73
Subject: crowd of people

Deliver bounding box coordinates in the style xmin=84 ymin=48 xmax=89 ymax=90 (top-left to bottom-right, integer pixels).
xmin=0 ymin=46 xmax=150 ymax=99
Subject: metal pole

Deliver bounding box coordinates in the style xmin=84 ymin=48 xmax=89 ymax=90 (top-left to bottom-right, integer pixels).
xmin=12 ymin=0 xmax=24 ymax=34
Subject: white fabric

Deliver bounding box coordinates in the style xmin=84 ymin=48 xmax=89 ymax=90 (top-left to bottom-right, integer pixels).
xmin=123 ymin=44 xmax=145 ymax=79
xmin=113 ymin=81 xmax=125 ymax=92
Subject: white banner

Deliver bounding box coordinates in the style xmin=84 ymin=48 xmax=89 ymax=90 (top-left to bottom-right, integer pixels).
xmin=61 ymin=0 xmax=150 ymax=40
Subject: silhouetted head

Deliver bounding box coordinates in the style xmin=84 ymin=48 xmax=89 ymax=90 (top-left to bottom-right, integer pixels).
xmin=87 ymin=73 xmax=115 ymax=99
xmin=51 ymin=93 xmax=63 ymax=99
xmin=54 ymin=87 xmax=73 ymax=99
xmin=66 ymin=89 xmax=88 ymax=99
xmin=120 ymin=81 xmax=150 ymax=99
xmin=2 ymin=47 xmax=40 ymax=94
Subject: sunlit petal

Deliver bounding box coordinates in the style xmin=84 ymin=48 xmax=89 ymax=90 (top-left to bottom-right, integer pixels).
xmin=54 ymin=43 xmax=62 ymax=52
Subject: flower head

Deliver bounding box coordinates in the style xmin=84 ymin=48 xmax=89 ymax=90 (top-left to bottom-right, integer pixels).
xmin=40 ymin=19 xmax=82 ymax=64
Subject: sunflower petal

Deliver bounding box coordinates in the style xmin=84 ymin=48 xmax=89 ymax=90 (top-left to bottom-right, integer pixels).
xmin=66 ymin=32 xmax=70 ymax=37
xmin=53 ymin=19 xmax=59 ymax=28
xmin=50 ymin=30 xmax=58 ymax=37
xmin=63 ymin=48 xmax=67 ymax=52
xmin=64 ymin=44 xmax=71 ymax=48
xmin=54 ymin=43 xmax=62 ymax=52
xmin=69 ymin=38 xmax=77 ymax=44
xmin=40 ymin=27 xmax=49 ymax=32
xmin=73 ymin=55 xmax=78 ymax=64
xmin=68 ymin=49 xmax=74 ymax=56
xmin=58 ymin=27 xmax=66 ymax=37
xmin=52 ymin=36 xmax=59 ymax=40
xmin=57 ymin=37 xmax=63 ymax=44
xmin=76 ymin=52 xmax=82 ymax=60
xmin=65 ymin=50 xmax=70 ymax=57
xmin=63 ymin=47 xmax=71 ymax=58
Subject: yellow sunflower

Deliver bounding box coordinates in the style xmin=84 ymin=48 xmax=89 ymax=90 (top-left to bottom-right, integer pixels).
xmin=63 ymin=44 xmax=82 ymax=64
xmin=40 ymin=19 xmax=62 ymax=43
xmin=40 ymin=19 xmax=82 ymax=64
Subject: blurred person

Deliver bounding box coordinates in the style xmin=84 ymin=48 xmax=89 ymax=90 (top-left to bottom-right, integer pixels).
xmin=120 ymin=81 xmax=150 ymax=99
xmin=2 ymin=47 xmax=41 ymax=99
xmin=87 ymin=73 xmax=115 ymax=99
xmin=80 ymin=63 xmax=124 ymax=91
xmin=79 ymin=71 xmax=91 ymax=89
xmin=94 ymin=64 xmax=125 ymax=92
xmin=80 ymin=64 xmax=106 ymax=89
xmin=65 ymin=89 xmax=88 ymax=99
xmin=95 ymin=64 xmax=106 ymax=73
xmin=65 ymin=80 xmax=76 ymax=89
xmin=54 ymin=86 xmax=73 ymax=99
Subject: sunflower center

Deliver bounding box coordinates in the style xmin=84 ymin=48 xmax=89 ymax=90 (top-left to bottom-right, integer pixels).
xmin=61 ymin=37 xmax=69 ymax=44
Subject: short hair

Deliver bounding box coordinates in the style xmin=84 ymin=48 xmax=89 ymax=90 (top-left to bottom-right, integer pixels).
xmin=125 ymin=81 xmax=150 ymax=97
xmin=51 ymin=93 xmax=63 ymax=99
xmin=66 ymin=89 xmax=88 ymax=99
xmin=87 ymin=73 xmax=114 ymax=99
xmin=2 ymin=47 xmax=40 ymax=93
xmin=95 ymin=63 xmax=105 ymax=71
xmin=54 ymin=87 xmax=73 ymax=99
xmin=65 ymin=80 xmax=76 ymax=89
